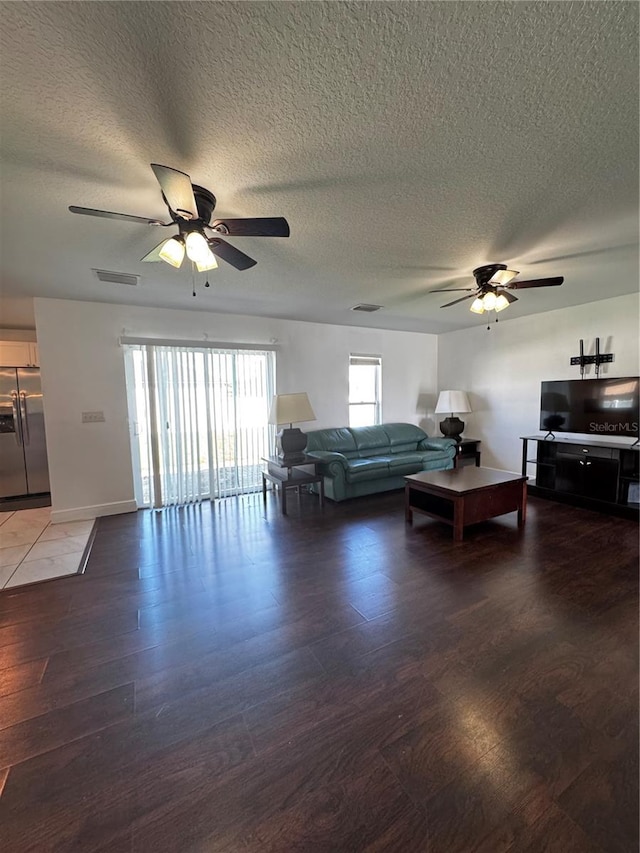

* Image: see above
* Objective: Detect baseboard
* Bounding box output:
[50,500,138,524]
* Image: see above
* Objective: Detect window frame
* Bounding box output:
[348,353,382,427]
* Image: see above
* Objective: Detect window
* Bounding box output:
[349,354,381,427]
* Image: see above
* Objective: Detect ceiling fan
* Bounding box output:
[69,164,290,273]
[432,263,563,315]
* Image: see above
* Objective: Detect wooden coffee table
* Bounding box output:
[405,467,527,542]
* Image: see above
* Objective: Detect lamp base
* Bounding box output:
[277,427,308,464]
[439,417,465,441]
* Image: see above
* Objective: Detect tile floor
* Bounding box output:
[0,507,94,589]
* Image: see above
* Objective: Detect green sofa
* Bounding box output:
[305,422,457,502]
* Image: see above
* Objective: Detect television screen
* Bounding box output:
[540,377,640,438]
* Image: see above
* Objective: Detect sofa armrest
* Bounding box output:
[306,451,349,472]
[418,437,457,457]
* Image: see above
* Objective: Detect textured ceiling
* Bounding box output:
[1,1,638,333]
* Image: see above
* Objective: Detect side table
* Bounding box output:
[261,455,324,515]
[454,439,481,468]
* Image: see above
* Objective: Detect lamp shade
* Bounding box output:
[269,393,316,426]
[435,390,472,415]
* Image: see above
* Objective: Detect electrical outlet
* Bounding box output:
[82,411,105,423]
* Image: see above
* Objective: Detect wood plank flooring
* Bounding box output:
[0,491,637,852]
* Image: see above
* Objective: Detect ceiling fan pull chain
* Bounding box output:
[191,262,196,297]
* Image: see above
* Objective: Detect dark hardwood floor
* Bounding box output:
[0,489,637,852]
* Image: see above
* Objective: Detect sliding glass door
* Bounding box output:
[124,344,275,507]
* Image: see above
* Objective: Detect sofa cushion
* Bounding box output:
[351,426,390,457]
[383,423,428,448]
[306,428,358,458]
[370,453,421,468]
[389,442,422,455]
[372,453,424,476]
[344,457,389,483]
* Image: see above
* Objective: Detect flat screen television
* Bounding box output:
[540,377,640,438]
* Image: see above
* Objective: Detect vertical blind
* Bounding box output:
[124,344,275,507]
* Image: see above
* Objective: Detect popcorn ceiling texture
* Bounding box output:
[0,2,637,333]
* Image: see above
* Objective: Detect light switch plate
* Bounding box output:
[82,411,105,423]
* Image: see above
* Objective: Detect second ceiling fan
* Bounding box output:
[433,263,563,315]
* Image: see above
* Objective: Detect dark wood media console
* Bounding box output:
[521,435,639,519]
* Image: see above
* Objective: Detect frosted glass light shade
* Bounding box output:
[159,237,185,268]
[195,250,218,272]
[269,393,316,425]
[185,231,212,264]
[495,293,510,312]
[482,291,497,311]
[435,390,472,415]
[470,297,485,314]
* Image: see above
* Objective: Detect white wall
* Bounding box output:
[437,294,640,473]
[34,298,439,521]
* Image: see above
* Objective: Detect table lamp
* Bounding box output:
[434,390,471,441]
[269,392,316,463]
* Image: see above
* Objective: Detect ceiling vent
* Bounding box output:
[93,269,140,286]
[351,303,383,313]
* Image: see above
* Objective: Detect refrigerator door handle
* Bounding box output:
[19,392,30,445]
[11,391,24,446]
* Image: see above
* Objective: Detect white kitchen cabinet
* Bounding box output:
[0,341,39,367]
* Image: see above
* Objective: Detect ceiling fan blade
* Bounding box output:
[210,217,290,237]
[150,164,198,220]
[507,276,564,289]
[69,206,165,225]
[208,238,257,270]
[498,289,518,304]
[140,239,170,263]
[430,288,475,293]
[441,294,477,308]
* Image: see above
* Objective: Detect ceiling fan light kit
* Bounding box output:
[69,164,290,290]
[470,290,514,314]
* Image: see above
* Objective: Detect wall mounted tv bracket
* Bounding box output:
[570,338,614,378]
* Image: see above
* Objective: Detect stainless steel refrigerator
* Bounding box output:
[0,367,50,498]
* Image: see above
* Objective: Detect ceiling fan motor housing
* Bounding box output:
[164,185,217,227]
[192,185,217,224]
[473,263,507,290]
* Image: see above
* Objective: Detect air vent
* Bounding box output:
[351,303,383,313]
[93,269,140,286]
